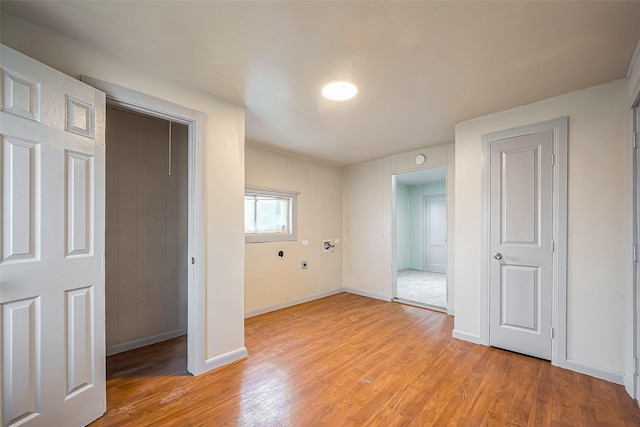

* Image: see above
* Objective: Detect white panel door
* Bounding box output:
[0,45,106,426]
[489,130,553,360]
[424,196,446,274]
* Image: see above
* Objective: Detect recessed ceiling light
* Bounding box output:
[322,81,358,101]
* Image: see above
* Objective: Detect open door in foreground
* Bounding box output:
[0,44,106,426]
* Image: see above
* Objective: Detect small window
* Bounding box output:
[245,187,298,243]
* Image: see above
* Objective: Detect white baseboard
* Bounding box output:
[448,332,625,386]
[342,287,391,302]
[245,289,343,318]
[204,346,248,372]
[244,288,394,319]
[625,362,634,397]
[452,329,482,345]
[565,359,624,385]
[625,374,634,398]
[107,329,186,356]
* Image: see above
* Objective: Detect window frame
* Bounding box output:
[244,187,298,243]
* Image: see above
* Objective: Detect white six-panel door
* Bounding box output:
[0,45,106,426]
[424,195,446,274]
[489,130,554,360]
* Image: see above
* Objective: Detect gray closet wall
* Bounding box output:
[105,106,188,355]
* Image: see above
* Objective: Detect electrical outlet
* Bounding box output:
[323,239,334,252]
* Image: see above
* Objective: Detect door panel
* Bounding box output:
[65,151,93,256]
[65,286,94,396]
[2,136,39,262]
[489,130,553,360]
[1,297,40,425]
[501,265,538,330]
[501,148,539,245]
[0,45,106,426]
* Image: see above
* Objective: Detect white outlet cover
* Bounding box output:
[302,240,309,246]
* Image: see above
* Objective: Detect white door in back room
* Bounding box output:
[488,127,555,360]
[0,45,106,426]
[424,195,446,274]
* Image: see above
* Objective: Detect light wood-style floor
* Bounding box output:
[90,293,640,426]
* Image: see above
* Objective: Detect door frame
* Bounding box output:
[480,117,568,367]
[80,76,207,375]
[423,194,446,274]
[632,105,639,399]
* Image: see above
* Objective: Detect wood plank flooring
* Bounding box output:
[90,292,640,426]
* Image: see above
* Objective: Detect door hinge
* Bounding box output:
[634,244,638,263]
[192,257,195,265]
[635,357,639,376]
[551,154,556,166]
[552,241,556,253]
[550,327,554,339]
[633,131,638,149]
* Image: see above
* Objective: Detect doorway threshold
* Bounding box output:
[392,297,447,314]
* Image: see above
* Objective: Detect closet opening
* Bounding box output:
[104,105,189,376]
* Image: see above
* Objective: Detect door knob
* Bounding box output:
[493,252,503,260]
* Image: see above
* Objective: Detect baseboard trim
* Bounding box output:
[342,287,391,302]
[393,298,447,314]
[565,359,624,385]
[245,289,343,318]
[448,333,625,385]
[204,347,248,372]
[452,329,482,345]
[107,329,186,356]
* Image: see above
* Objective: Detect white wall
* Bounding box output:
[396,184,410,271]
[344,157,392,299]
[244,143,343,316]
[343,145,455,313]
[454,79,631,383]
[1,13,247,368]
[424,180,447,195]
[408,186,424,270]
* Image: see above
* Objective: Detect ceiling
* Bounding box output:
[396,167,446,186]
[3,1,640,166]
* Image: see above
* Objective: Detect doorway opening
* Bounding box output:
[104,105,189,374]
[393,166,447,310]
[81,74,209,378]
